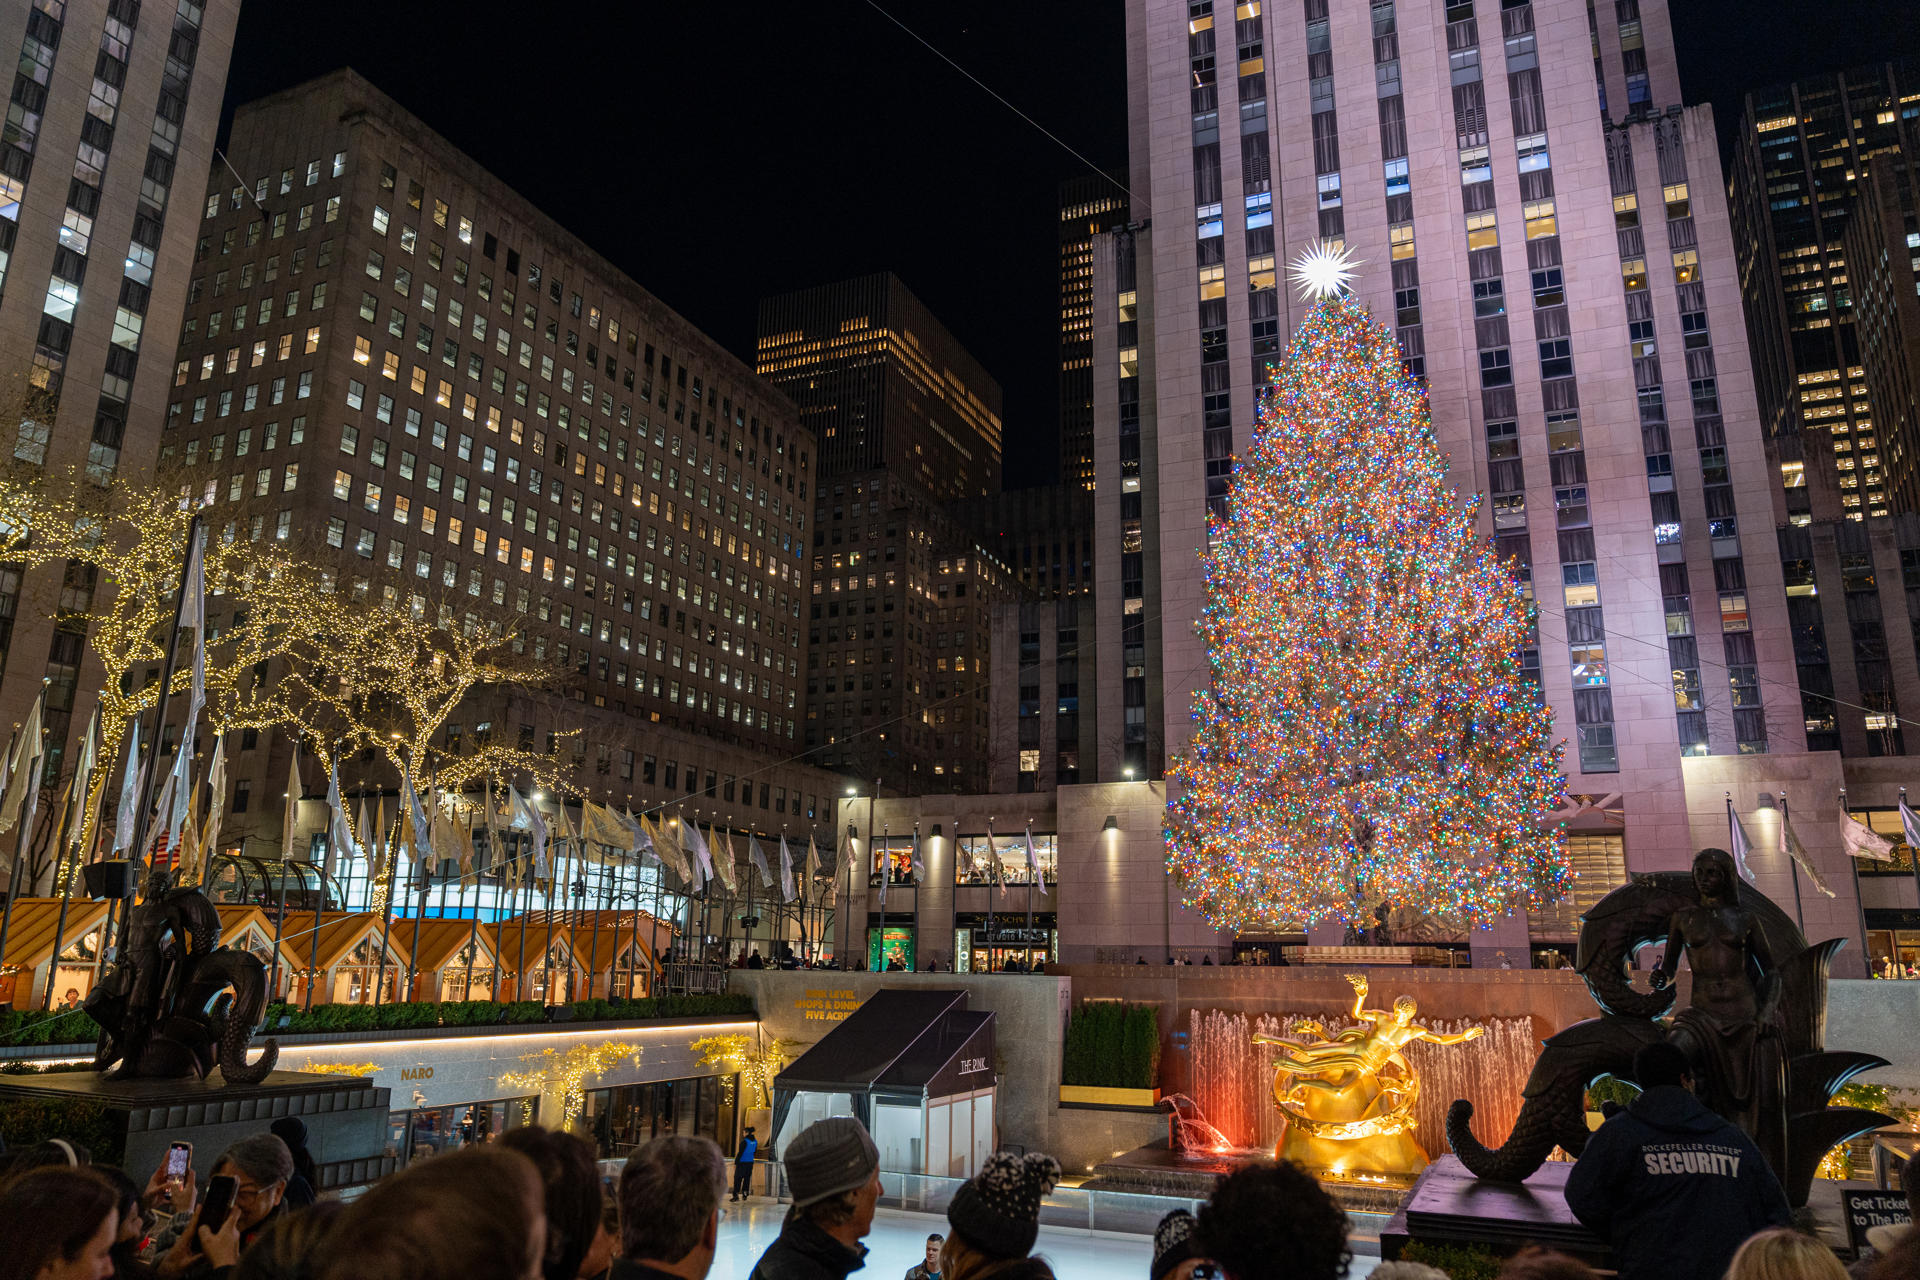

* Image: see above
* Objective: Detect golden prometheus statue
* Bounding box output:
[1254,974,1483,1180]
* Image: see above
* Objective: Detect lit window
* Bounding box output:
[1389,223,1415,259]
[1523,199,1556,239]
[1248,255,1276,290]
[1672,248,1699,284]
[1621,258,1648,291]
[1613,193,1639,228]
[1198,264,1226,300]
[1662,182,1690,219]
[1466,210,1498,250]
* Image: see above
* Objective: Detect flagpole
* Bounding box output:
[986,816,998,972]
[42,702,98,1010]
[911,821,921,973]
[1840,788,1874,971]
[864,779,878,971]
[1779,791,1805,933]
[0,712,46,988]
[1025,820,1036,970]
[585,809,607,998]
[1905,787,1920,906]
[539,795,558,1004]
[375,796,402,1006]
[516,818,534,1000]
[268,736,296,1005]
[123,513,202,910]
[406,752,432,1002]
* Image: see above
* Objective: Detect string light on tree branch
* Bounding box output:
[1163,292,1572,933]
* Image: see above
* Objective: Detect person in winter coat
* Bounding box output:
[748,1118,881,1280]
[937,1152,1060,1280]
[266,1119,317,1210]
[1564,1041,1791,1280]
[732,1128,759,1202]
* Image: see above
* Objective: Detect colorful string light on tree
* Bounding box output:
[1164,284,1572,932]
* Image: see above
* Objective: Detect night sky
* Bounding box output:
[223,0,1915,490]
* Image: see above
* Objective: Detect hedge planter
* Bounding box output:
[1059,1085,1162,1108]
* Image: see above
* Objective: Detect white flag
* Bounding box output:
[401,765,432,872]
[682,817,714,886]
[112,719,142,855]
[280,742,301,863]
[509,787,548,876]
[1729,809,1758,885]
[1901,796,1920,853]
[1780,815,1835,898]
[10,737,45,880]
[64,707,99,852]
[778,834,796,903]
[749,835,773,889]
[909,827,925,884]
[0,685,45,833]
[199,736,228,871]
[1025,824,1046,897]
[1840,814,1894,862]
[324,759,357,876]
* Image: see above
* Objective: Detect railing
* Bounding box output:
[658,962,729,996]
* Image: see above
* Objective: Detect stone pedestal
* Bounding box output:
[0,1070,396,1190]
[1381,1154,1609,1264]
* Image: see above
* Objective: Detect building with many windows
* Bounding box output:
[0,0,237,776]
[1059,175,1129,491]
[800,468,1020,793]
[167,69,845,852]
[759,274,1021,794]
[755,272,1003,503]
[843,0,1920,974]
[1729,64,1920,524]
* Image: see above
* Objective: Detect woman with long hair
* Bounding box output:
[0,1166,121,1280]
[1723,1229,1848,1280]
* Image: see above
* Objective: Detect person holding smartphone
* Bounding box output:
[152,1134,293,1278]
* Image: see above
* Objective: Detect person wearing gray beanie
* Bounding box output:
[750,1117,882,1280]
[939,1152,1061,1280]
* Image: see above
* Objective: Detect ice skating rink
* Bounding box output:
[711,1199,1387,1279]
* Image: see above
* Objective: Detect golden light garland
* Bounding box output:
[690,1033,806,1110]
[293,1059,382,1078]
[498,1040,638,1128]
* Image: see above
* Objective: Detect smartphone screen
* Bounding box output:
[166,1142,191,1181]
[199,1175,238,1232]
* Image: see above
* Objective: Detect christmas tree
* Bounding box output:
[1164,246,1571,932]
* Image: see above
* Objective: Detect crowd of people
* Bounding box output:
[1,1078,1913,1280]
[1873,957,1920,980]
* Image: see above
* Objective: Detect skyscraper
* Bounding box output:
[1728,65,1920,523]
[758,274,1017,793]
[0,0,238,769]
[1083,0,1852,959]
[756,272,1003,502]
[1059,174,1129,491]
[167,70,843,849]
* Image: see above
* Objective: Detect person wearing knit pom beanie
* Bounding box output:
[750,1118,883,1280]
[938,1152,1062,1280]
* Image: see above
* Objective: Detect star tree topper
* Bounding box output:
[1289,240,1361,301]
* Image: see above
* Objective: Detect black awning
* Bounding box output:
[773,988,995,1102]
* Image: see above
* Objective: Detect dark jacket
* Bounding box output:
[749,1216,867,1280]
[1564,1085,1792,1280]
[610,1261,689,1280]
